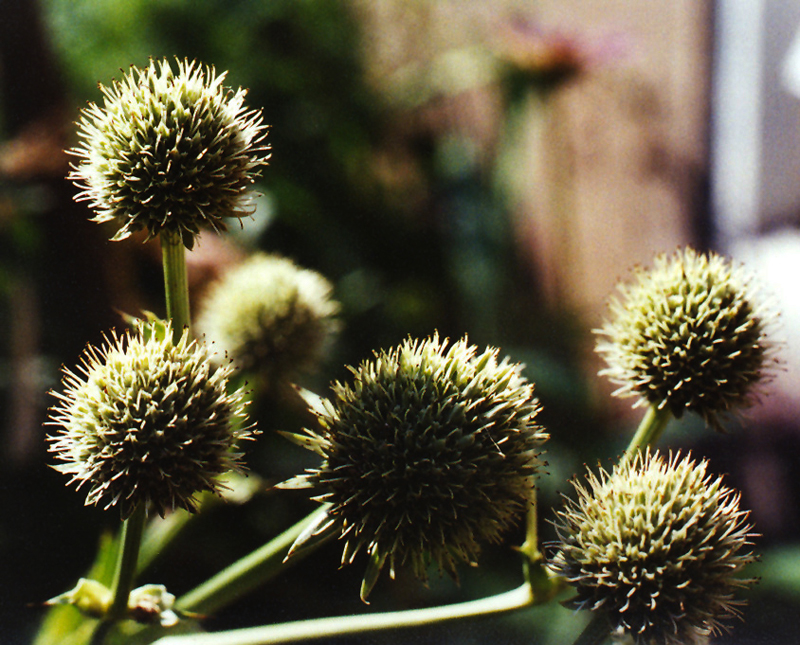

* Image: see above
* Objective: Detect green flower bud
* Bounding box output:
[280,334,548,600]
[47,320,255,518]
[196,253,340,387]
[128,584,179,627]
[596,247,776,430]
[45,578,112,619]
[550,449,755,645]
[69,58,270,249]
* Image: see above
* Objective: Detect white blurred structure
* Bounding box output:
[712,1,800,419]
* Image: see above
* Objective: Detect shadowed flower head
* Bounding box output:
[596,247,776,430]
[47,320,255,518]
[196,253,340,388]
[69,58,270,249]
[550,449,755,645]
[279,334,547,600]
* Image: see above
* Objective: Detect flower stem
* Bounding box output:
[176,506,332,615]
[88,503,147,644]
[161,232,191,338]
[107,504,147,621]
[158,583,534,645]
[623,403,673,460]
[519,484,540,563]
[518,483,564,600]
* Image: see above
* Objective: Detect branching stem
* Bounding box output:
[157,583,535,645]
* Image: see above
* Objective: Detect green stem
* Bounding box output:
[518,481,564,601]
[158,583,534,645]
[161,232,191,338]
[519,484,540,563]
[88,621,112,645]
[108,504,147,621]
[176,506,331,615]
[623,404,673,460]
[571,612,611,645]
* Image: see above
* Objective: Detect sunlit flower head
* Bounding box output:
[48,320,256,518]
[596,247,777,430]
[69,58,270,249]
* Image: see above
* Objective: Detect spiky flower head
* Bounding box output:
[280,334,547,600]
[69,58,270,249]
[47,320,255,518]
[196,253,340,387]
[550,449,755,645]
[596,247,776,430]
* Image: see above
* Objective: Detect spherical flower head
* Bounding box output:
[596,247,776,430]
[550,449,755,645]
[279,334,548,600]
[47,320,256,518]
[69,58,270,249]
[196,253,340,388]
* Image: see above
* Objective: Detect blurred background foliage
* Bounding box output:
[2,1,796,644]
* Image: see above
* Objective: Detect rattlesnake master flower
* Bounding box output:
[550,449,755,645]
[596,247,775,430]
[196,253,340,387]
[47,320,255,518]
[69,58,270,249]
[280,334,547,600]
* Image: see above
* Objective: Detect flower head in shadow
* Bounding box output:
[279,334,547,600]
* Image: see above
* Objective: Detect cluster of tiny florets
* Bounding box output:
[280,334,548,600]
[596,247,775,430]
[48,321,255,518]
[196,253,340,387]
[550,449,755,645]
[69,57,270,249]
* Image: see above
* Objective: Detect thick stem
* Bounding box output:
[518,479,567,602]
[176,506,331,615]
[158,583,534,645]
[161,232,191,338]
[108,504,147,621]
[88,621,113,645]
[519,485,540,563]
[623,404,673,460]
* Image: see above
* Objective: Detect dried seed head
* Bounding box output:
[47,320,256,518]
[69,58,270,249]
[280,334,548,600]
[596,247,777,430]
[196,253,340,387]
[550,449,755,645]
